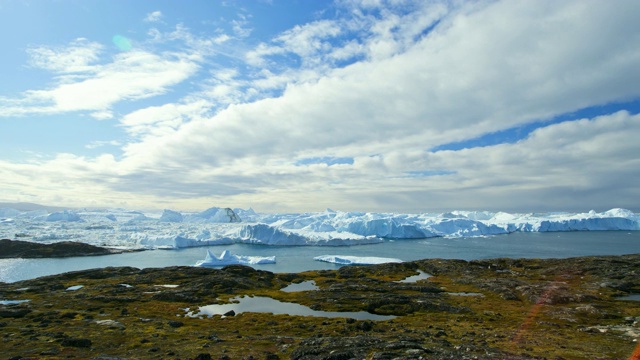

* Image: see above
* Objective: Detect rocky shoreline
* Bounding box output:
[0,239,138,258]
[1,254,639,359]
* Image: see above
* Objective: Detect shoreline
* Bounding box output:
[0,238,144,259]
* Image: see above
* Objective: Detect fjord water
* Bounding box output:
[1,231,639,283]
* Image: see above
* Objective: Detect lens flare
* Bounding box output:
[629,343,640,360]
[112,35,132,51]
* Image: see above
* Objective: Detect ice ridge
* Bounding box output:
[0,207,637,249]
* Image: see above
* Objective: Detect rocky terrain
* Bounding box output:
[0,239,133,258]
[1,254,639,359]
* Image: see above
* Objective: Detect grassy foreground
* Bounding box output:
[1,254,639,359]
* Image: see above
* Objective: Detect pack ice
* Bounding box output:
[0,206,638,250]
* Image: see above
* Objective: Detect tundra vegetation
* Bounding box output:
[1,254,639,359]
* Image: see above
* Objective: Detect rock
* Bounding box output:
[61,338,92,348]
[575,304,601,315]
[223,310,236,317]
[168,320,184,328]
[95,319,125,329]
[290,335,383,360]
[39,348,60,356]
[0,239,120,258]
[0,308,31,318]
[151,290,200,303]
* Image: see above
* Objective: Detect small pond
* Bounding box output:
[186,295,396,321]
[447,292,484,297]
[280,280,319,292]
[0,299,29,305]
[396,270,432,283]
[617,294,640,301]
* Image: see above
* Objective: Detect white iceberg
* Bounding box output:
[314,255,403,265]
[158,209,183,223]
[1,206,637,250]
[185,207,241,223]
[44,211,84,222]
[194,249,276,267]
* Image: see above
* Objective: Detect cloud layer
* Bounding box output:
[1,0,639,213]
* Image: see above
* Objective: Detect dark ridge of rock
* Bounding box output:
[25,266,142,284]
[0,238,127,258]
[0,307,31,318]
[151,290,201,303]
[61,337,92,348]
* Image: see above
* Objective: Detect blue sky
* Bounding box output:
[1,0,639,213]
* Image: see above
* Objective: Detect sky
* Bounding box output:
[0,0,639,214]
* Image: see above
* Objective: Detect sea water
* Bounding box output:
[1,231,639,283]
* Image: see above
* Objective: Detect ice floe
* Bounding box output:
[194,249,276,267]
[314,255,403,265]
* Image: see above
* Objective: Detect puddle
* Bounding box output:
[187,295,395,321]
[281,280,319,292]
[396,270,432,283]
[617,294,640,301]
[66,285,84,291]
[0,299,30,305]
[155,284,179,288]
[447,292,484,297]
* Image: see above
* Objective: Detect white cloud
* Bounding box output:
[118,0,640,210]
[85,140,121,149]
[2,0,640,212]
[275,20,342,58]
[1,50,200,115]
[144,10,163,23]
[120,99,211,137]
[232,13,253,38]
[27,38,103,73]
[90,110,114,120]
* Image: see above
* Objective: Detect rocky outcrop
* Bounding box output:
[0,239,124,258]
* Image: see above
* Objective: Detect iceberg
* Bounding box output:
[0,208,21,218]
[194,249,276,267]
[1,206,637,250]
[314,255,403,265]
[159,209,183,223]
[185,207,241,223]
[44,211,83,222]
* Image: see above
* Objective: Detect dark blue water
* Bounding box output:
[1,231,639,283]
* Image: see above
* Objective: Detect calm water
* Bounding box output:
[1,231,639,283]
[187,295,396,321]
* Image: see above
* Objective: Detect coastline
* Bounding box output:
[0,239,143,259]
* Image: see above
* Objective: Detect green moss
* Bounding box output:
[2,257,640,359]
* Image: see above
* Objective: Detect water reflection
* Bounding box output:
[617,294,640,301]
[0,299,29,305]
[396,270,431,283]
[280,280,319,292]
[187,295,395,321]
[447,292,484,297]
